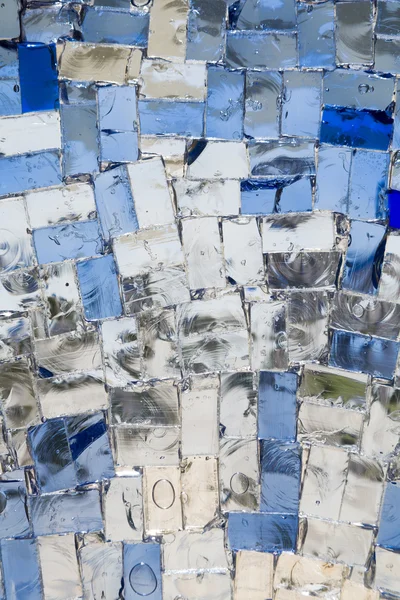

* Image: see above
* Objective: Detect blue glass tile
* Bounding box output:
[258,371,297,441]
[206,66,244,140]
[278,177,313,213]
[0,151,62,197]
[187,0,226,63]
[61,104,99,177]
[297,1,335,69]
[138,100,204,137]
[260,440,301,514]
[320,105,394,152]
[76,254,122,321]
[81,7,149,46]
[17,43,58,113]
[342,220,386,295]
[226,31,297,70]
[0,44,19,79]
[124,543,162,600]
[388,189,400,229]
[377,482,400,551]
[0,79,21,115]
[249,141,316,178]
[233,0,296,31]
[33,221,103,265]
[228,511,298,553]
[241,179,276,215]
[30,489,103,536]
[241,177,312,215]
[244,71,281,139]
[94,166,139,242]
[1,539,42,600]
[329,330,400,380]
[29,418,76,493]
[348,150,389,221]
[0,480,30,539]
[98,86,138,163]
[66,412,115,485]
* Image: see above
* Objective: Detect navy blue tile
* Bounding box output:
[18,43,58,113]
[389,189,400,229]
[320,105,394,151]
[228,511,298,553]
[77,254,123,321]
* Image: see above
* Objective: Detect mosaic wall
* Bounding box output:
[2,0,400,598]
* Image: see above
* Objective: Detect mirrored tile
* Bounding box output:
[80,540,123,600]
[104,474,143,541]
[299,364,368,411]
[244,71,281,140]
[181,455,219,529]
[220,372,257,438]
[113,425,180,467]
[143,465,182,534]
[206,66,244,140]
[226,31,297,70]
[26,183,96,229]
[298,402,363,448]
[219,437,259,512]
[1,539,42,600]
[336,1,374,66]
[186,0,226,62]
[250,300,288,371]
[38,534,82,600]
[297,1,335,69]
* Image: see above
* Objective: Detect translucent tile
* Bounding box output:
[187,0,226,62]
[282,71,322,139]
[206,66,244,140]
[336,1,373,66]
[297,1,335,69]
[94,166,138,242]
[77,254,122,321]
[33,221,103,265]
[226,31,297,70]
[244,71,281,140]
[81,6,149,46]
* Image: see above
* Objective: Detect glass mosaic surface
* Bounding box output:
[2,0,400,598]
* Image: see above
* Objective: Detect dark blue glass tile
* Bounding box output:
[329,330,399,380]
[66,412,115,485]
[81,7,149,46]
[0,480,30,539]
[1,539,42,600]
[76,254,123,321]
[260,440,301,514]
[124,543,162,600]
[320,105,394,151]
[29,418,76,493]
[228,511,298,553]
[258,371,297,441]
[342,220,386,295]
[17,43,58,113]
[94,166,139,242]
[0,151,62,197]
[33,221,103,265]
[0,79,21,115]
[388,189,400,229]
[206,66,244,140]
[377,482,400,551]
[138,100,204,137]
[30,489,103,535]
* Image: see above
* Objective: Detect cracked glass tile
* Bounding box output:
[219,437,260,512]
[244,71,281,140]
[77,254,123,321]
[336,1,373,67]
[342,220,386,296]
[38,534,82,600]
[260,440,301,514]
[104,474,143,542]
[33,221,103,265]
[228,511,298,553]
[258,371,297,442]
[299,364,368,411]
[1,539,42,600]
[297,1,335,69]
[226,31,297,70]
[281,71,322,139]
[329,329,400,379]
[220,372,257,438]
[186,0,226,62]
[206,66,244,140]
[81,6,149,46]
